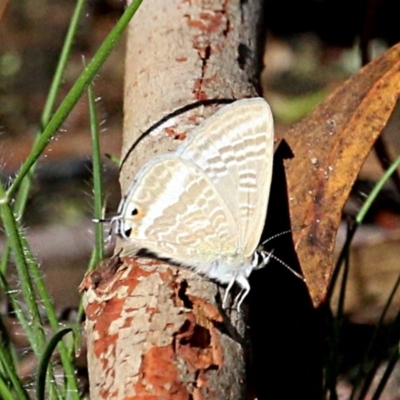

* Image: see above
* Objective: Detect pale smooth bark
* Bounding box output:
[84,1,266,398]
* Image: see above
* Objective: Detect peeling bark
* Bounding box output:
[83,0,265,399]
[121,0,264,189]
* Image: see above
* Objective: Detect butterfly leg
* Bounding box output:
[222,275,237,309]
[223,275,251,310]
[234,275,250,311]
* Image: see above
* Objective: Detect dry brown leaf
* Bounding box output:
[0,0,8,23]
[283,42,400,307]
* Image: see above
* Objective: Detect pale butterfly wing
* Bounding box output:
[176,98,274,257]
[116,98,274,306]
[120,155,240,263]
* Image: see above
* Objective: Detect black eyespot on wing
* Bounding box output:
[124,228,132,237]
[131,208,138,216]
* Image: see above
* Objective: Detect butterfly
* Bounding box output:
[112,97,275,309]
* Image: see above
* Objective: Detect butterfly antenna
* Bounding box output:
[259,225,307,281]
[92,217,108,223]
[92,215,120,243]
[260,224,307,246]
[265,251,305,281]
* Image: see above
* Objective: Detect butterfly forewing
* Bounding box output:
[177,98,274,257]
[120,155,240,264]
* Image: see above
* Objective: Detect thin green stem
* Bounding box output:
[41,0,87,127]
[0,0,87,275]
[326,152,400,397]
[0,184,59,397]
[0,375,19,400]
[350,273,400,400]
[0,188,45,354]
[328,152,400,301]
[0,345,29,400]
[356,153,400,224]
[7,0,143,198]
[370,347,399,400]
[88,81,105,262]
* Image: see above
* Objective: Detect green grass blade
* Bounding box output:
[40,0,86,127]
[0,375,21,400]
[355,151,400,225]
[370,343,400,400]
[0,311,16,368]
[0,345,29,400]
[0,186,46,355]
[105,153,120,165]
[0,271,33,352]
[326,151,400,398]
[36,327,76,400]
[329,152,400,301]
[7,0,143,198]
[350,273,400,399]
[0,183,60,397]
[335,221,351,319]
[0,0,86,274]
[88,81,105,262]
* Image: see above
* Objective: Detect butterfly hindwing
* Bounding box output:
[177,98,274,257]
